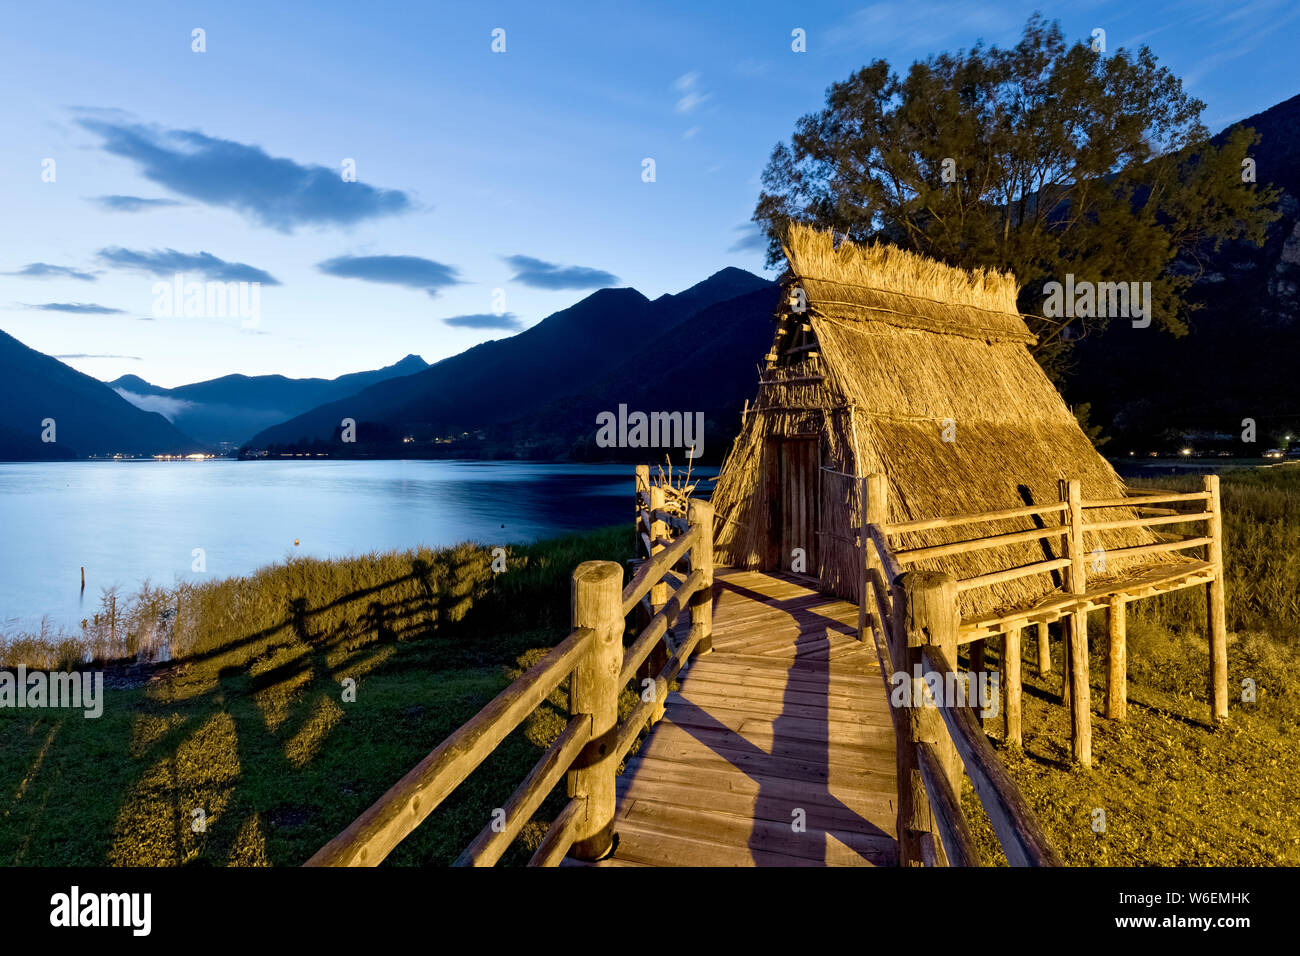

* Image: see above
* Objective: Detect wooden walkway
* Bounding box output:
[586,569,899,867]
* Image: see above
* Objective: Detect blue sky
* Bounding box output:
[1,0,1295,387]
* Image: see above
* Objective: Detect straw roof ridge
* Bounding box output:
[783,223,1019,314]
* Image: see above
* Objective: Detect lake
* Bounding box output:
[0,460,712,635]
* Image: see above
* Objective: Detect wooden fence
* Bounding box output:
[306,471,713,867]
[857,471,1229,865]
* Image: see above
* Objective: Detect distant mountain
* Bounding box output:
[0,328,198,459]
[110,354,428,445]
[246,268,773,451]
[499,284,782,460]
[1069,92,1300,451]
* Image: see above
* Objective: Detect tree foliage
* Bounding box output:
[754,15,1279,378]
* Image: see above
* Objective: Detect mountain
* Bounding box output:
[1067,92,1300,451]
[110,354,428,445]
[0,328,198,459]
[499,284,783,460]
[246,268,773,451]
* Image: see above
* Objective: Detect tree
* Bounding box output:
[754,15,1279,379]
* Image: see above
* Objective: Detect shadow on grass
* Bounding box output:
[1,530,636,867]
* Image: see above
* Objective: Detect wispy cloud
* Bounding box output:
[6,263,97,281]
[23,302,126,314]
[503,255,618,290]
[90,194,186,212]
[317,254,461,297]
[97,247,281,285]
[674,71,711,114]
[113,388,194,420]
[442,312,524,330]
[824,2,1009,55]
[727,222,768,253]
[56,353,141,360]
[78,117,414,232]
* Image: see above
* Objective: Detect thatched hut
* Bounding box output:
[712,225,1206,624]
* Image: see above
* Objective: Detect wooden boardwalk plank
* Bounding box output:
[575,568,900,868]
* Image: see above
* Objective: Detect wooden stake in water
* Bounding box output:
[81,566,85,591]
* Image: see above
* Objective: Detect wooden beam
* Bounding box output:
[1081,491,1210,509]
[529,797,586,867]
[887,501,1068,535]
[916,741,980,866]
[305,626,593,866]
[1204,475,1229,722]
[454,714,591,867]
[896,524,1068,565]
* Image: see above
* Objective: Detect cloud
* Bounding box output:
[503,255,618,290]
[90,195,186,212]
[56,353,141,360]
[97,247,281,285]
[683,126,700,140]
[113,388,194,421]
[23,302,126,314]
[728,222,768,253]
[317,255,461,297]
[442,312,524,330]
[77,118,413,232]
[674,71,711,114]
[6,263,97,281]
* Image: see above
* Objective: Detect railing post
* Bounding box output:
[637,472,670,711]
[893,569,962,866]
[1059,478,1091,767]
[858,477,867,643]
[862,473,888,644]
[567,560,624,861]
[1204,474,1229,722]
[688,499,714,655]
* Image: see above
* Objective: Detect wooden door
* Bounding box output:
[778,438,819,575]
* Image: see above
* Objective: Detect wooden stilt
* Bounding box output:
[1204,475,1229,722]
[1060,478,1091,767]
[1003,627,1022,747]
[1105,595,1126,721]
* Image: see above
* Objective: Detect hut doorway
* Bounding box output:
[776,437,820,575]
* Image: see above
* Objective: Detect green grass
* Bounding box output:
[0,527,639,866]
[962,466,1300,865]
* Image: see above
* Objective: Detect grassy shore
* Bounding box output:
[964,466,1300,865]
[0,527,638,866]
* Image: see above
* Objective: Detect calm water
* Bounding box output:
[0,460,707,635]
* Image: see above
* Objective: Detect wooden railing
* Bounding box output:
[306,470,713,867]
[855,471,1228,865]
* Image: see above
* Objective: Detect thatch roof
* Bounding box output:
[712,225,1171,619]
